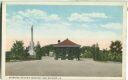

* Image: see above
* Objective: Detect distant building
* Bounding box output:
[53,39,81,60]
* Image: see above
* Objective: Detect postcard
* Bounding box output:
[2,1,127,80]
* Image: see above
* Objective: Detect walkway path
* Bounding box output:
[6,57,122,77]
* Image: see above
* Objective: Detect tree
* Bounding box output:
[11,40,25,60]
[24,46,30,59]
[91,43,100,61]
[41,45,55,56]
[109,40,122,61]
[35,42,42,60]
[80,46,93,58]
[110,40,122,54]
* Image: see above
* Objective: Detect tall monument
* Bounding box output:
[28,25,36,56]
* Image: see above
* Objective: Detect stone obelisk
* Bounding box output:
[29,25,36,56]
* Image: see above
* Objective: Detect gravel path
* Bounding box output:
[6,57,122,77]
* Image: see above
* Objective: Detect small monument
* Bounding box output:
[28,25,36,56]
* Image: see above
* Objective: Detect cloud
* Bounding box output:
[100,23,122,30]
[68,13,94,22]
[85,12,108,18]
[33,21,121,41]
[18,9,47,18]
[7,10,121,40]
[13,9,61,25]
[68,12,108,22]
[45,14,60,21]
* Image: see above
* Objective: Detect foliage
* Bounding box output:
[110,40,122,54]
[41,45,55,56]
[24,46,30,59]
[91,43,100,61]
[80,46,93,58]
[54,47,81,60]
[80,40,122,62]
[10,41,26,60]
[35,42,42,60]
[6,51,12,61]
[6,40,122,62]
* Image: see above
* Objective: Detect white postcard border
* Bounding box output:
[2,1,127,80]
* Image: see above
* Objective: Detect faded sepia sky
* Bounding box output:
[6,5,123,51]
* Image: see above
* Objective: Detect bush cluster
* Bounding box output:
[81,40,122,62]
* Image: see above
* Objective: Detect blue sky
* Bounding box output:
[7,5,123,24]
[6,4,123,50]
